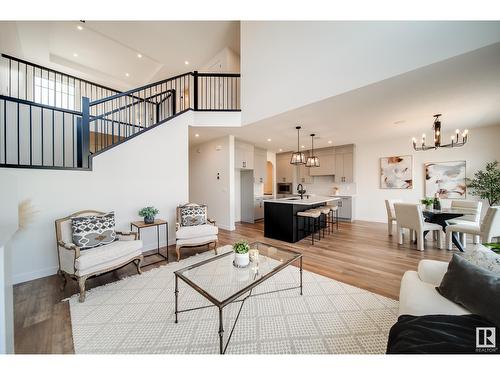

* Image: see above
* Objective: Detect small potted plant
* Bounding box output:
[233,240,250,268]
[421,197,434,210]
[139,206,159,224]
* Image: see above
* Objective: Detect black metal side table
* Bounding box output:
[130,219,169,265]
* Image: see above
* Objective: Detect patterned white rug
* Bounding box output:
[67,246,399,354]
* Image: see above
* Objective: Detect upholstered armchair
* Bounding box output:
[175,203,218,261]
[55,210,143,302]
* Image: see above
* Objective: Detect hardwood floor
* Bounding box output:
[13,220,455,354]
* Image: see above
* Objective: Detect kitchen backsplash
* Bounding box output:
[303,176,357,196]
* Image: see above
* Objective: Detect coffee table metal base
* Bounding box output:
[174,257,303,354]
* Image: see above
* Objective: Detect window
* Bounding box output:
[34,75,75,110]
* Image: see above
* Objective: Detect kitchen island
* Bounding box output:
[264,196,340,243]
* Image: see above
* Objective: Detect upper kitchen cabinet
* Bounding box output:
[297,151,313,183]
[309,147,336,176]
[254,147,267,183]
[276,152,294,183]
[235,141,254,170]
[334,145,354,183]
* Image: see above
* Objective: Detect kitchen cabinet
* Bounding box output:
[254,197,264,220]
[276,152,294,183]
[309,147,336,176]
[334,145,354,183]
[297,151,313,184]
[235,141,254,170]
[336,196,353,221]
[254,147,267,183]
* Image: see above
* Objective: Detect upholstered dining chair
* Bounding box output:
[394,203,444,251]
[55,210,143,302]
[446,206,500,250]
[175,203,218,261]
[385,199,402,236]
[448,200,483,247]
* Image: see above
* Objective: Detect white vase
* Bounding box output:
[234,252,250,267]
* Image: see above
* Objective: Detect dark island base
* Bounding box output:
[264,201,328,243]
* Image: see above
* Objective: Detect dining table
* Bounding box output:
[422,207,477,252]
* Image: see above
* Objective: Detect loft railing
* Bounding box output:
[0,54,122,111]
[0,54,241,170]
[0,95,82,169]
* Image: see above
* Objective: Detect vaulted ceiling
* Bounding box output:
[190,41,500,151]
[0,21,240,91]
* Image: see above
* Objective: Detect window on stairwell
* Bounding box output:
[34,74,75,110]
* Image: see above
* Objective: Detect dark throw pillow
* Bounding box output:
[436,254,500,328]
[71,212,116,250]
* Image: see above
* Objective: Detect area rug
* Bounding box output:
[67,245,399,354]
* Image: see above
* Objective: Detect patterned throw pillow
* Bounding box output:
[71,212,116,250]
[180,205,207,226]
[459,246,500,274]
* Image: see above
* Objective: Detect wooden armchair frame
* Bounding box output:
[175,203,218,261]
[55,210,143,302]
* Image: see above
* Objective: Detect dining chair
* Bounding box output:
[385,199,402,236]
[394,203,444,251]
[446,206,500,250]
[448,200,483,247]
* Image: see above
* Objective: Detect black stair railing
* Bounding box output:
[1,54,241,171]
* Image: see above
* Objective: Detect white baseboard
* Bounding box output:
[218,224,235,231]
[12,265,59,285]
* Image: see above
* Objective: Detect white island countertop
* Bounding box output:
[264,195,340,205]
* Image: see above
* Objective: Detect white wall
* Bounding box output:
[240,21,500,125]
[355,124,500,222]
[0,173,17,354]
[189,135,235,230]
[201,47,240,73]
[0,113,191,284]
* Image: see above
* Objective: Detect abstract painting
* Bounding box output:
[380,155,413,189]
[425,161,466,199]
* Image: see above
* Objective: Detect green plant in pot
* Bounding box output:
[467,161,500,206]
[139,206,159,224]
[233,240,250,268]
[421,197,434,210]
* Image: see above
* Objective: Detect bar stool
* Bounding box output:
[305,207,329,239]
[326,205,339,231]
[319,206,332,236]
[297,209,321,244]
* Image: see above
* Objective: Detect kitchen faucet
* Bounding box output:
[297,184,306,199]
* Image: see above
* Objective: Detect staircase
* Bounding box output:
[0,54,240,170]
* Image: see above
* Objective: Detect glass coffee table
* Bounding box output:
[174,242,303,354]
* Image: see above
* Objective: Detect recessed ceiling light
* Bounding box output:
[195,134,199,137]
[184,61,189,65]
[73,53,78,57]
[137,53,142,58]
[267,138,272,142]
[328,140,332,144]
[77,25,83,31]
[125,73,130,77]
[301,145,305,148]
[279,149,283,152]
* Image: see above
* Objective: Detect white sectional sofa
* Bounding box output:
[399,259,470,316]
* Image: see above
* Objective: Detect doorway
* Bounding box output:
[264,161,274,195]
